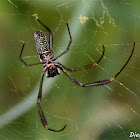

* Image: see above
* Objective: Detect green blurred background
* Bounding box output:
[0,0,140,140]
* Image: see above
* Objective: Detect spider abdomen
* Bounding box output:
[34,30,50,61]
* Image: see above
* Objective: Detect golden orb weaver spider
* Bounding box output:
[19,18,135,132]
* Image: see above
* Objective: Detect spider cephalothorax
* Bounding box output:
[19,18,135,132]
[43,56,60,78]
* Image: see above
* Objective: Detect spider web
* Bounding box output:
[0,0,140,140]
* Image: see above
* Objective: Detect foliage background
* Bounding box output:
[0,0,140,140]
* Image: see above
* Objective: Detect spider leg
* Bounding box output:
[19,43,42,66]
[59,66,115,87]
[37,72,67,132]
[36,19,53,52]
[59,42,135,87]
[59,45,105,72]
[53,23,72,61]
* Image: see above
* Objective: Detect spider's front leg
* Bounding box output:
[36,18,53,52]
[53,23,72,61]
[37,71,67,132]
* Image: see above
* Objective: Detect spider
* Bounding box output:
[19,18,135,132]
